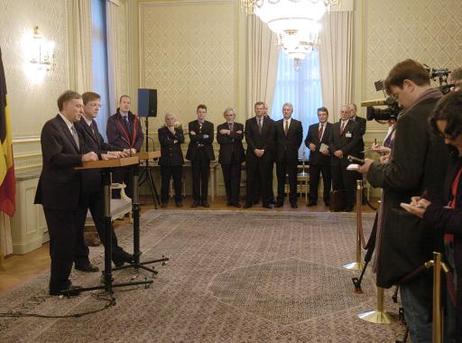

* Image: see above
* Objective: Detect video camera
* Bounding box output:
[363,66,455,122]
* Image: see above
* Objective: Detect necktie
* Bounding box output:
[123,116,131,131]
[89,122,97,139]
[229,122,234,131]
[284,120,289,135]
[340,121,346,134]
[70,125,80,149]
[318,124,323,140]
[258,118,262,133]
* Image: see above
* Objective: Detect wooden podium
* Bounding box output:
[71,157,153,297]
[114,150,169,275]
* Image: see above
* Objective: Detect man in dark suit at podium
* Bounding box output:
[75,91,133,270]
[35,90,98,296]
[244,101,275,209]
[274,103,303,208]
[106,95,144,198]
[186,104,215,207]
[305,106,333,207]
[329,105,362,211]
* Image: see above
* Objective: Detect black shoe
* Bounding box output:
[175,201,183,208]
[191,201,200,208]
[49,285,82,297]
[201,201,210,208]
[307,201,317,207]
[161,203,168,208]
[344,207,354,212]
[243,202,252,209]
[275,201,284,208]
[262,203,273,209]
[253,200,259,205]
[231,202,241,208]
[75,263,99,273]
[290,202,298,209]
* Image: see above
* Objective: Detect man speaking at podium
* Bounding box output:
[35,90,98,296]
[74,91,133,271]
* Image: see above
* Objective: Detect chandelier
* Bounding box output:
[242,0,339,60]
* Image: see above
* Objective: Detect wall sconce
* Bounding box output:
[29,26,55,71]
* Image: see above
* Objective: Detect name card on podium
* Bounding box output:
[75,156,140,170]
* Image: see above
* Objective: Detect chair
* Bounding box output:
[85,183,132,227]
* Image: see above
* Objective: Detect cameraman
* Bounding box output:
[358,59,449,343]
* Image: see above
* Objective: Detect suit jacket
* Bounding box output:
[329,120,362,166]
[351,115,367,156]
[367,94,449,288]
[75,119,120,192]
[106,110,144,151]
[34,114,83,210]
[216,122,245,165]
[274,118,303,163]
[186,120,215,161]
[158,126,184,166]
[305,122,333,166]
[245,116,275,163]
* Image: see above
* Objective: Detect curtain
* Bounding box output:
[246,15,279,117]
[271,50,323,160]
[0,213,13,257]
[71,0,93,93]
[106,0,120,116]
[319,6,354,122]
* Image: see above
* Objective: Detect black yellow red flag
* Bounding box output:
[0,47,16,216]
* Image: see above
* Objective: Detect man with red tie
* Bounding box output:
[106,95,144,198]
[305,106,333,207]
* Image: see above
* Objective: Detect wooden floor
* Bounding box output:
[0,196,378,295]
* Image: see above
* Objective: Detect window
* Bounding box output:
[271,50,323,160]
[91,0,111,139]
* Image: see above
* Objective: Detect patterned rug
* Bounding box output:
[0,210,406,342]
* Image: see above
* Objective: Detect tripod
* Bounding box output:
[114,164,169,276]
[61,162,153,298]
[138,116,160,208]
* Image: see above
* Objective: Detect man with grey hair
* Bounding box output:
[274,103,303,208]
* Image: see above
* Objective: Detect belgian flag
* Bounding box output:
[0,47,15,216]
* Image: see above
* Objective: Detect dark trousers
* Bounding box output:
[221,162,242,204]
[160,165,183,203]
[191,150,210,202]
[331,160,356,209]
[246,157,272,206]
[276,159,298,203]
[74,190,127,265]
[309,163,331,204]
[112,167,133,199]
[44,208,80,292]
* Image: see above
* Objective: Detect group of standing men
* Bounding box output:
[158,101,366,211]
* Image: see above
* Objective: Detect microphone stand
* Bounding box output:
[138,116,160,208]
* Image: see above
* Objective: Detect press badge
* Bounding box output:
[345,132,352,138]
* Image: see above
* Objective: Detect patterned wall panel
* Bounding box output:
[139,0,236,126]
[0,0,70,140]
[364,0,462,100]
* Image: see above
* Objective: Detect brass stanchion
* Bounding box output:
[432,251,443,343]
[342,180,364,271]
[358,286,392,324]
